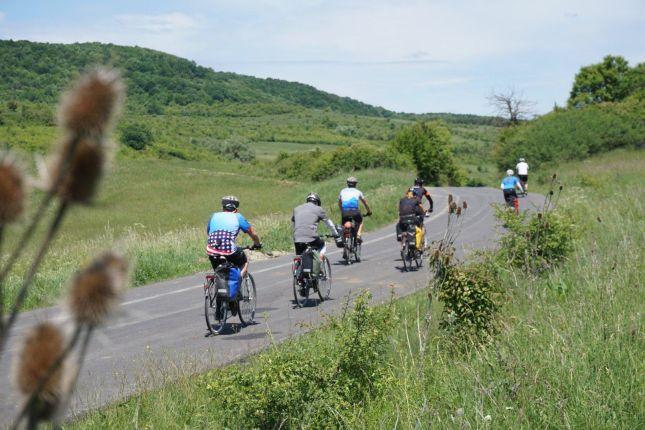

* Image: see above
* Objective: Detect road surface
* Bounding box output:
[0,187,542,426]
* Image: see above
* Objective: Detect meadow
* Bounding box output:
[67,149,644,428]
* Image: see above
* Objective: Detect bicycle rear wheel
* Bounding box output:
[205,289,228,335]
[354,240,362,263]
[238,273,257,325]
[401,241,410,272]
[414,250,422,269]
[344,237,352,265]
[293,275,310,308]
[317,256,332,301]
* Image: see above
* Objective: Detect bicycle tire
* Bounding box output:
[205,291,228,334]
[344,236,352,265]
[415,250,422,269]
[204,278,215,331]
[317,256,332,301]
[354,240,362,263]
[238,273,257,326]
[401,241,409,272]
[293,274,309,308]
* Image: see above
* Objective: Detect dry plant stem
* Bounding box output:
[61,326,94,411]
[11,325,83,430]
[0,201,69,355]
[0,135,81,288]
[0,224,4,324]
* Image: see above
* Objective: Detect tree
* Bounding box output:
[568,55,637,108]
[392,121,462,185]
[120,123,153,150]
[487,88,535,125]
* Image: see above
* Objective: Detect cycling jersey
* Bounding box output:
[501,176,521,190]
[411,186,426,203]
[516,162,529,176]
[339,187,364,211]
[206,212,251,255]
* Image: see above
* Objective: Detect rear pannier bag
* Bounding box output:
[301,251,314,274]
[215,267,242,299]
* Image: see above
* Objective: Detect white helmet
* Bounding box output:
[506,169,514,176]
[519,158,525,162]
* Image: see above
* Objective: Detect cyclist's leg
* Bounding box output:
[228,249,248,278]
[294,242,307,256]
[396,220,404,241]
[208,255,221,272]
[354,213,364,241]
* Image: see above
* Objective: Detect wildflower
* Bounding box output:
[0,153,26,223]
[58,68,124,137]
[14,323,66,420]
[68,251,128,327]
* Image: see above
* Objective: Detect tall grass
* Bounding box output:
[68,149,644,429]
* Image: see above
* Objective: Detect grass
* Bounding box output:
[1,155,411,311]
[67,148,644,428]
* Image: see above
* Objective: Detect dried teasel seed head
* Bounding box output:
[0,152,26,223]
[46,137,108,204]
[58,68,124,137]
[68,251,129,326]
[462,201,468,209]
[449,201,458,213]
[552,173,557,180]
[14,322,66,420]
[549,190,554,195]
[456,207,462,216]
[559,185,563,191]
[537,212,543,219]
[596,216,602,223]
[448,194,453,204]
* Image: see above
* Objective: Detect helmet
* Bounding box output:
[506,169,514,176]
[306,192,321,206]
[221,195,240,211]
[519,158,525,162]
[414,178,423,186]
[346,176,358,187]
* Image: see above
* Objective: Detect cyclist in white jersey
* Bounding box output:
[338,176,372,242]
[516,158,529,192]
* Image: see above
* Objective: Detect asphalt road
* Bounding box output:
[0,187,542,426]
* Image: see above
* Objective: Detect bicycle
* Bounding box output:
[400,219,423,272]
[292,237,333,308]
[340,213,370,265]
[204,246,257,335]
[503,190,520,215]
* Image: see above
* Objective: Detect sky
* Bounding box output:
[0,0,643,115]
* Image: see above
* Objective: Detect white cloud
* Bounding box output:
[414,77,472,88]
[114,12,198,33]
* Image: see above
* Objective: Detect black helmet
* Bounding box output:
[306,192,321,206]
[221,195,240,211]
[347,176,358,187]
[414,177,423,186]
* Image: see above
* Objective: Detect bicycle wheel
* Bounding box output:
[238,273,257,325]
[317,256,332,301]
[344,237,352,265]
[205,290,228,335]
[414,250,422,269]
[293,275,309,308]
[401,241,409,272]
[204,278,215,331]
[354,239,362,263]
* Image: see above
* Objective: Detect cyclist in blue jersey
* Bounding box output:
[501,170,524,214]
[338,176,372,242]
[206,195,262,275]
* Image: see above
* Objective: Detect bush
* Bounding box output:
[275,143,411,181]
[495,201,577,272]
[202,292,395,428]
[120,122,153,150]
[392,121,463,185]
[493,97,644,169]
[196,136,256,162]
[436,262,502,342]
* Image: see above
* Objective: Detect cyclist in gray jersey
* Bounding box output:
[292,193,341,259]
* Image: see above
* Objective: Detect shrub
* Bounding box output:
[202,292,395,428]
[495,202,577,272]
[120,122,153,150]
[196,136,256,162]
[436,262,502,342]
[392,120,463,185]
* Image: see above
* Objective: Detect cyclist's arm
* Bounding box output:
[246,226,261,247]
[360,196,372,214]
[338,198,343,212]
[424,191,434,212]
[319,207,339,237]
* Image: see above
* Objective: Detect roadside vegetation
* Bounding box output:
[69,149,644,428]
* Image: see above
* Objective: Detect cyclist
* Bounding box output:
[396,187,425,242]
[206,195,262,277]
[516,158,529,193]
[338,176,372,243]
[292,192,341,275]
[501,170,524,214]
[410,178,434,215]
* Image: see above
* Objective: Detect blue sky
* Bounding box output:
[0,0,643,115]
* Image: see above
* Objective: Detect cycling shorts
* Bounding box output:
[294,237,326,255]
[341,210,363,225]
[518,174,528,183]
[209,248,247,271]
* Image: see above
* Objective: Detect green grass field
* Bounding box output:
[67,149,644,429]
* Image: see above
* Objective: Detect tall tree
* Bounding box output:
[568,55,637,108]
[392,121,462,185]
